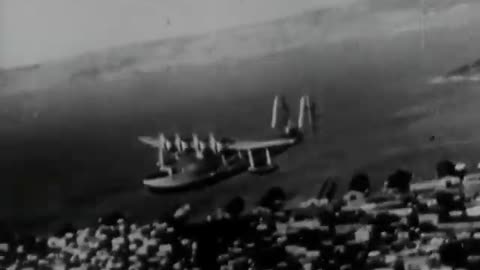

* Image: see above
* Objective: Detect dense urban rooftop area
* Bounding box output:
[3,159,480,270]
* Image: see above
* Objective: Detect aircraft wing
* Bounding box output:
[138,136,162,148]
[226,138,295,150]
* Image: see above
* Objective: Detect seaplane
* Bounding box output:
[138,94,316,192]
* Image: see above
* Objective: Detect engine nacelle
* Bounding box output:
[164,139,173,151]
[208,133,216,151]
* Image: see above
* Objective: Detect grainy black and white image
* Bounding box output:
[1,0,480,269]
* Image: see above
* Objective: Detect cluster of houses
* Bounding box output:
[3,160,480,269]
[322,161,480,269]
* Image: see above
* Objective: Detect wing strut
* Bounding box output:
[266,148,272,166]
[247,150,255,170]
[157,133,174,175]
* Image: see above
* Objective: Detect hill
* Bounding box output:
[0,8,339,95]
[430,58,480,84]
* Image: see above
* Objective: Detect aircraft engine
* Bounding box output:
[192,133,200,150]
[208,132,217,153]
[216,142,224,152]
[195,140,207,159]
[180,141,188,152]
[199,141,207,152]
[174,133,182,151]
[164,139,173,151]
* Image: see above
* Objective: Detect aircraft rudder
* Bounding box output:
[298,95,306,130]
[299,94,317,134]
[271,95,279,129]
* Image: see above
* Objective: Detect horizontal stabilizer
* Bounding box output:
[227,138,295,150]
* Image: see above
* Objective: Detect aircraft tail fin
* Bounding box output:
[271,96,279,129]
[298,96,306,129]
[271,95,290,130]
[298,95,317,134]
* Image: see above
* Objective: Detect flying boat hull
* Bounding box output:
[143,159,248,192]
[248,164,279,175]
